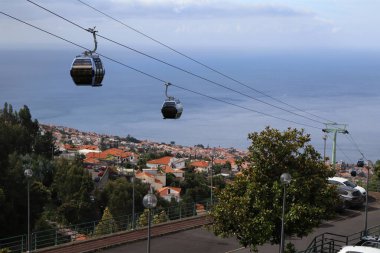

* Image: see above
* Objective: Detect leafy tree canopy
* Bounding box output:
[180,171,209,203]
[210,127,338,252]
[100,178,150,219]
[52,158,96,224]
[0,103,55,237]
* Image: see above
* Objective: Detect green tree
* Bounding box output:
[210,127,338,252]
[0,103,56,236]
[100,178,149,220]
[94,207,118,236]
[52,158,96,224]
[374,160,380,178]
[166,173,178,187]
[180,171,209,203]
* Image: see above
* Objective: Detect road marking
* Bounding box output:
[225,247,246,252]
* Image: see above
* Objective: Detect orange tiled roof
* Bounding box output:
[83,157,100,164]
[147,156,172,166]
[136,171,155,178]
[154,178,163,184]
[85,148,134,160]
[102,148,131,158]
[86,152,107,159]
[163,165,175,174]
[214,158,236,166]
[157,187,181,197]
[64,144,78,151]
[190,160,209,168]
[78,145,98,151]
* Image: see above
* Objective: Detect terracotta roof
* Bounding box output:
[85,148,134,160]
[64,144,78,151]
[163,165,175,174]
[147,156,172,166]
[157,187,181,197]
[190,160,209,168]
[83,157,100,164]
[86,152,107,159]
[78,145,98,151]
[136,171,155,178]
[154,178,163,184]
[102,148,131,158]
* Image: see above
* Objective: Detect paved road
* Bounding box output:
[103,198,380,253]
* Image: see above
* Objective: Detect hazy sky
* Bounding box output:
[2,0,380,51]
[1,0,380,163]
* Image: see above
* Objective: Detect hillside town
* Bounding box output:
[40,124,248,201]
[40,123,374,192]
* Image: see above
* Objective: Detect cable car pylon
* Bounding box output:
[322,123,349,170]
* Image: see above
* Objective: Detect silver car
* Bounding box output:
[337,185,364,209]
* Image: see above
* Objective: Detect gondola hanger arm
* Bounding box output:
[86,26,98,54]
[165,82,173,99]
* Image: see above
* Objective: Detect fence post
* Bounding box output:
[34,232,37,250]
[55,229,58,245]
[179,205,182,219]
[321,234,324,253]
[21,235,24,252]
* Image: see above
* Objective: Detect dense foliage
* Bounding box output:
[0,103,55,237]
[210,127,339,251]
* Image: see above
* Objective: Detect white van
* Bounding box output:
[338,245,380,253]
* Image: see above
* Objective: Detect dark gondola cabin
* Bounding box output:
[70,54,105,87]
[357,159,365,167]
[161,98,183,119]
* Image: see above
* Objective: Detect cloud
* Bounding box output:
[104,0,314,19]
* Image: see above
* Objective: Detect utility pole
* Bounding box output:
[323,134,327,163]
[322,123,348,170]
[210,148,215,206]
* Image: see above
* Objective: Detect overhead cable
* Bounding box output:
[0,10,323,130]
[27,0,328,126]
[77,0,336,124]
[345,134,366,160]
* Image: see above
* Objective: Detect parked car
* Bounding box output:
[356,236,380,249]
[337,185,364,209]
[98,171,104,177]
[338,245,380,253]
[328,176,366,197]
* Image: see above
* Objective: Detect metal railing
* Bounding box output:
[298,224,380,253]
[0,200,211,253]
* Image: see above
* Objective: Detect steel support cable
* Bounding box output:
[345,134,365,159]
[0,10,323,130]
[77,0,335,124]
[26,0,327,126]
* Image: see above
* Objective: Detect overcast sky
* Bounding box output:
[1,0,380,51]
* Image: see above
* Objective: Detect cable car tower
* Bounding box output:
[322,123,348,170]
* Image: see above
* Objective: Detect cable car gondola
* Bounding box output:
[70,27,105,87]
[161,82,183,119]
[357,158,365,168]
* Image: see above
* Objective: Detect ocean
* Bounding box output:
[1,48,380,162]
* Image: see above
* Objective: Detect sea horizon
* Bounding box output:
[1,48,380,162]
